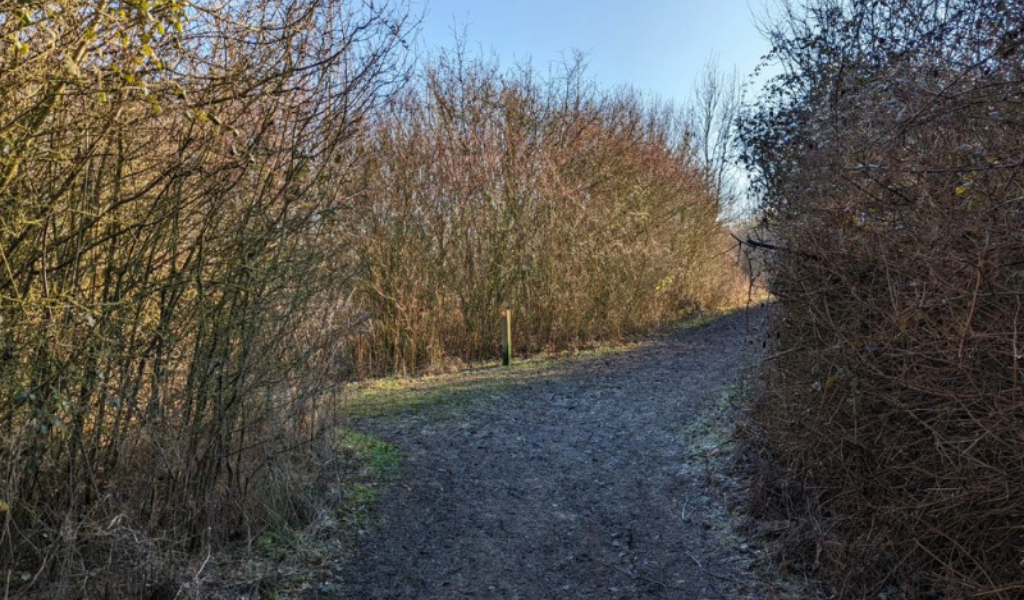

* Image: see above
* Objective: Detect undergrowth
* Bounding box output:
[190,429,402,599]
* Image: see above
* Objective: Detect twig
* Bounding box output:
[687,552,704,571]
[958,259,984,361]
[763,346,803,362]
[731,233,822,262]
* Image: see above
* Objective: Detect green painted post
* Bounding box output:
[501,308,512,366]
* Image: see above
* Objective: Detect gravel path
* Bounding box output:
[337,309,763,600]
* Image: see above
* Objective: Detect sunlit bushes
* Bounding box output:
[348,52,741,375]
[0,1,411,595]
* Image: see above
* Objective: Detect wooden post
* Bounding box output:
[501,308,512,366]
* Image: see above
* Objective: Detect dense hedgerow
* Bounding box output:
[346,52,744,375]
[741,1,1024,597]
[0,1,412,596]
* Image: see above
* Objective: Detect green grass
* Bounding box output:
[227,430,405,597]
[338,307,748,420]
[342,484,380,528]
[338,342,646,419]
[335,430,401,528]
[340,430,400,480]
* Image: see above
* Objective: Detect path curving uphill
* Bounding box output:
[336,309,764,600]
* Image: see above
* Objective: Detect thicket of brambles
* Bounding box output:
[0,1,741,596]
[741,0,1024,597]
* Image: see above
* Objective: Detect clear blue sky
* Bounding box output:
[412,0,776,105]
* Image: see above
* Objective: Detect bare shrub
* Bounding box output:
[741,0,1024,597]
[346,50,743,375]
[0,0,411,596]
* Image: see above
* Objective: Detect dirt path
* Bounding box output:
[336,309,764,600]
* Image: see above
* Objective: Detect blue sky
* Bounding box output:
[412,0,776,106]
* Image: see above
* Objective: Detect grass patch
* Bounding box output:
[339,308,749,420]
[682,381,745,456]
[342,484,379,529]
[340,430,400,480]
[334,430,401,530]
[338,342,646,419]
[677,378,755,568]
[197,428,403,599]
[680,375,822,600]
